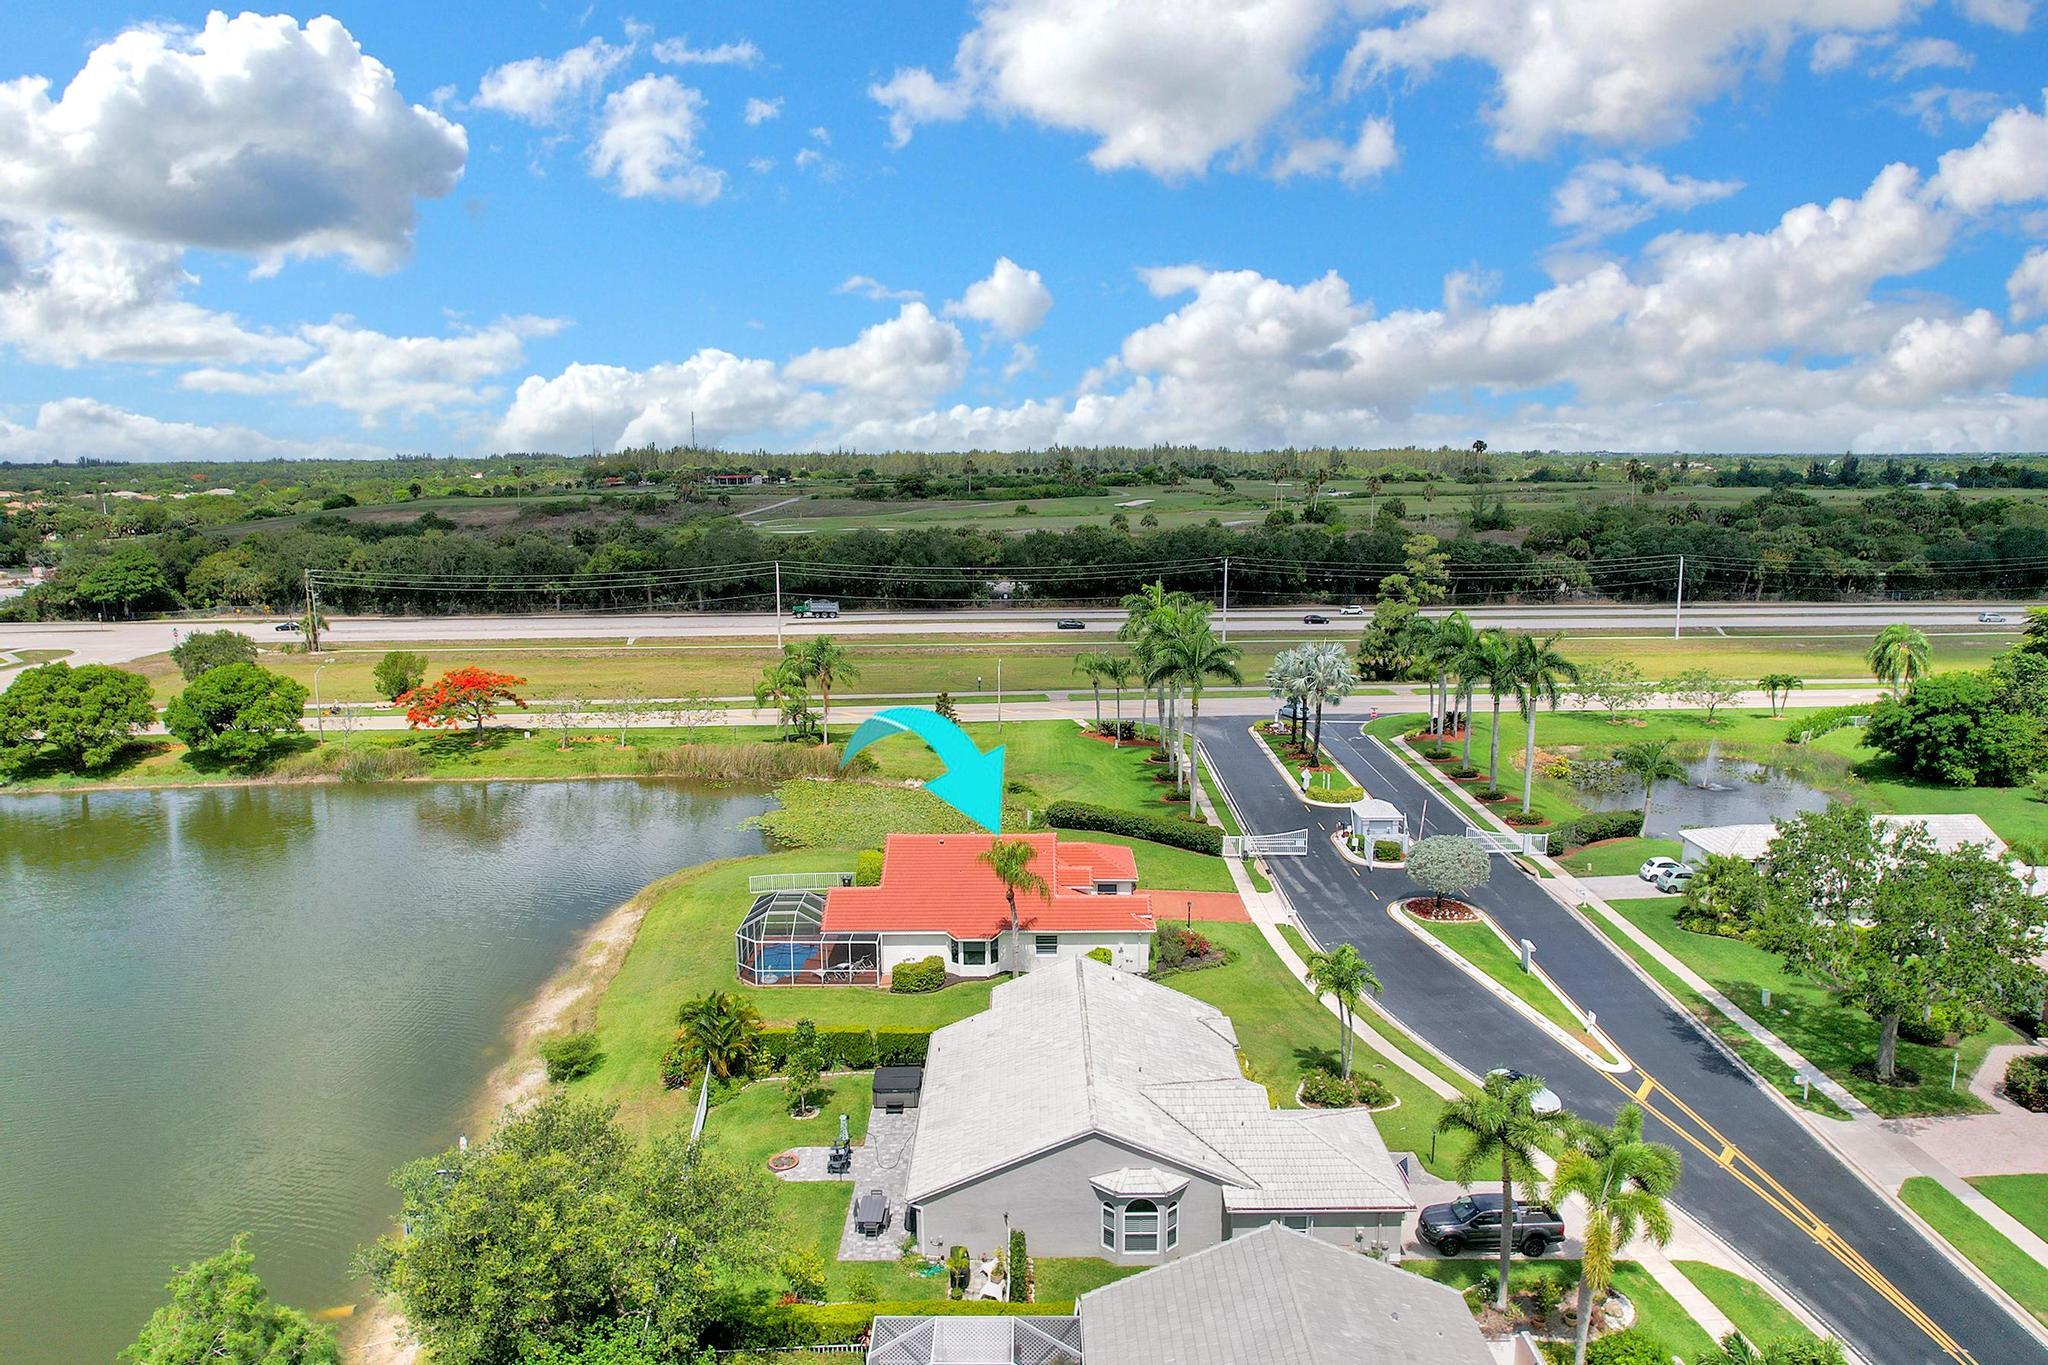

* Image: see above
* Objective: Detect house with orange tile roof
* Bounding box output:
[734,832,1157,988]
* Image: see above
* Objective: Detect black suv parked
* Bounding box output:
[1416,1192,1565,1256]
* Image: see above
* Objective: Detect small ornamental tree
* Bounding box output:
[169,629,258,681]
[121,1235,338,1365]
[372,650,428,702]
[0,661,157,774]
[163,664,309,764]
[1863,670,2046,787]
[398,668,528,732]
[1406,834,1491,913]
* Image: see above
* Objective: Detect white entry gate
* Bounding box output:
[1465,826,1549,856]
[1223,830,1311,858]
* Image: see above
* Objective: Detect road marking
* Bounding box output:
[1602,1067,1974,1363]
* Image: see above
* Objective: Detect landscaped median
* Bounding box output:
[1250,722,1366,805]
[1389,896,1627,1071]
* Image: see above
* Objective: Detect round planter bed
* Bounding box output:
[1402,896,1480,922]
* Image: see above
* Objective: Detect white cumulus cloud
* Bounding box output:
[836,275,924,302]
[2009,248,2048,321]
[744,96,784,125]
[0,398,386,463]
[946,258,1053,338]
[1552,159,1745,239]
[1928,90,2048,212]
[651,37,761,67]
[588,75,725,203]
[1271,118,1400,186]
[474,36,633,124]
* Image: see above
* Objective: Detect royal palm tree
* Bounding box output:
[1434,1071,1560,1313]
[1615,738,1686,822]
[1303,641,1358,763]
[1119,581,1192,744]
[1073,653,1111,730]
[978,837,1051,973]
[1150,610,1244,815]
[1467,629,1521,787]
[1512,632,1579,815]
[1304,944,1382,1080]
[796,635,859,744]
[675,990,764,1081]
[1099,654,1140,746]
[1425,611,1476,747]
[1550,1105,1682,1365]
[1758,672,1804,718]
[1865,623,1931,697]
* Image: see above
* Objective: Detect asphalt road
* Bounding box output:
[1198,716,2047,1365]
[0,600,2030,667]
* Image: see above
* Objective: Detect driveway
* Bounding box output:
[1200,714,2048,1365]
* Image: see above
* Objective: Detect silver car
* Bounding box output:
[1486,1067,1562,1117]
[1653,863,1697,893]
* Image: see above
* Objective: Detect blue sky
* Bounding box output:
[1,1,2046,459]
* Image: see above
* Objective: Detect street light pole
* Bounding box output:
[774,561,783,651]
[1673,554,1685,639]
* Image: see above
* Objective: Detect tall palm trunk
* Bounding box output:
[1090,682,1101,729]
[1312,694,1326,764]
[1521,707,1539,814]
[1187,697,1203,817]
[1497,1152,1517,1312]
[1571,1277,1594,1365]
[1435,668,1449,742]
[1112,687,1123,748]
[1488,690,1505,785]
[1461,685,1476,764]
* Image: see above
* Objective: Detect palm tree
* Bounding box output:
[1865,623,1931,696]
[754,650,808,741]
[1119,581,1194,747]
[1511,633,1579,815]
[1303,641,1358,763]
[1304,944,1382,1079]
[1073,653,1110,730]
[1758,672,1804,717]
[1099,654,1140,746]
[1266,646,1311,749]
[674,990,764,1081]
[978,837,1051,972]
[1614,738,1686,822]
[1149,610,1243,815]
[1467,629,1520,787]
[1434,1071,1559,1313]
[1427,610,1477,748]
[796,635,859,744]
[1549,1105,1682,1365]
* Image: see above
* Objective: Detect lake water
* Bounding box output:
[1576,746,1833,838]
[0,781,769,1364]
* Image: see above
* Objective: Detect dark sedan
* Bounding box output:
[1055,618,1087,630]
[1302,613,1330,624]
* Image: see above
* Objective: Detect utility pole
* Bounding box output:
[1673,554,1685,640]
[1220,556,1230,642]
[773,562,783,650]
[302,569,321,652]
[997,660,1003,736]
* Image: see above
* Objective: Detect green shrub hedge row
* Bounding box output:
[736,1299,1078,1348]
[1372,839,1404,862]
[1549,809,1644,851]
[1043,800,1223,855]
[890,955,947,994]
[1781,704,1868,746]
[2006,1053,2048,1112]
[756,1026,932,1072]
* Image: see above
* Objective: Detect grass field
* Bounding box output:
[1605,896,2018,1117]
[1970,1175,2048,1244]
[1404,1258,1717,1361]
[1560,837,1681,878]
[1673,1260,1816,1349]
[1900,1177,2048,1328]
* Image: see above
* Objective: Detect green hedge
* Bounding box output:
[739,1299,1078,1349]
[890,954,947,994]
[1550,809,1644,851]
[2007,1053,2048,1112]
[855,849,884,886]
[757,1025,932,1072]
[1372,839,1404,862]
[1043,800,1223,855]
[1782,704,1868,745]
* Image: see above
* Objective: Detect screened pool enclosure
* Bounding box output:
[735,890,881,986]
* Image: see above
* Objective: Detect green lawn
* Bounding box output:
[1410,913,1616,1063]
[1579,909,1853,1121]
[1560,837,1681,879]
[1900,1177,2048,1328]
[1032,1259,1143,1301]
[1255,725,1365,802]
[1970,1174,2048,1245]
[1404,1259,1717,1362]
[1673,1260,1816,1349]
[1605,897,2015,1118]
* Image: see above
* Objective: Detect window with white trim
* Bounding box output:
[1166,1201,1179,1249]
[1101,1202,1115,1250]
[953,937,996,967]
[1035,934,1058,957]
[1123,1199,1160,1253]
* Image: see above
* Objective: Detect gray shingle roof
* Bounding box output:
[1078,1224,1493,1365]
[907,958,1409,1215]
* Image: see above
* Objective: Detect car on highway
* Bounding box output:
[1339,604,1365,616]
[1302,612,1330,624]
[273,621,301,632]
[1979,611,2007,623]
[1639,855,1681,882]
[1416,1192,1566,1257]
[1486,1067,1562,1116]
[1056,618,1087,630]
[1653,863,1698,893]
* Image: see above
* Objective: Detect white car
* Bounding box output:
[1979,611,2008,624]
[1487,1068,1562,1117]
[1653,863,1698,894]
[1339,604,1366,617]
[1639,856,1681,882]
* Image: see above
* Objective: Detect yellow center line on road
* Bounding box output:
[1597,1066,1974,1362]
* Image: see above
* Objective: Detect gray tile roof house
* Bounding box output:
[864,1225,1492,1365]
[905,956,1412,1266]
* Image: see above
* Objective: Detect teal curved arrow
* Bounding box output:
[840,706,1004,833]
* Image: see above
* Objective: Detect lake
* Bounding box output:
[0,781,770,1364]
[1575,745,1833,838]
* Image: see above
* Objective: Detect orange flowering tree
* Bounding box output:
[397,668,528,732]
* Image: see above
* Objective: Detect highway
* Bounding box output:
[0,600,2030,667]
[1198,716,2048,1365]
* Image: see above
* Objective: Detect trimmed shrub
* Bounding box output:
[890,955,947,995]
[1583,1326,1669,1365]
[854,849,884,886]
[1372,839,1404,862]
[538,1030,604,1084]
[1009,1229,1028,1301]
[1300,1068,1394,1108]
[873,1028,931,1066]
[2005,1053,2048,1112]
[758,1025,934,1072]
[1044,800,1223,855]
[1471,784,1506,801]
[820,1028,877,1070]
[1086,946,1114,964]
[1550,809,1644,851]
[1446,764,1480,779]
